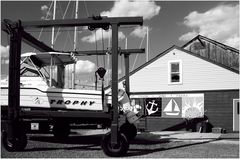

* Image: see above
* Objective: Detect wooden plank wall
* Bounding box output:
[204,90,239,132]
[184,39,239,71]
[137,90,239,132]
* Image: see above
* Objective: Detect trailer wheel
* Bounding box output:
[53,122,70,139]
[1,130,27,151]
[101,132,129,157]
[120,122,137,140]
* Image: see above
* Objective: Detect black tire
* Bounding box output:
[120,122,137,140]
[53,121,70,139]
[1,130,27,151]
[101,132,129,157]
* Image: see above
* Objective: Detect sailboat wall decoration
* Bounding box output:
[162,98,182,118]
[132,93,204,118]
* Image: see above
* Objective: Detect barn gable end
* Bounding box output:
[129,46,239,93]
[182,35,239,71]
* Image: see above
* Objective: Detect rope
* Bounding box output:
[106,31,111,85]
[95,30,99,67]
[101,29,105,68]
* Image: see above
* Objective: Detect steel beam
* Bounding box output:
[21,17,143,28]
[72,48,145,56]
[7,20,22,141]
[2,20,55,52]
[124,54,130,95]
[21,31,55,52]
[111,23,119,145]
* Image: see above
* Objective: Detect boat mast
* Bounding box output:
[72,0,79,89]
[50,0,57,87]
[146,26,149,62]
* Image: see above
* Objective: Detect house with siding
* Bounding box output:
[112,35,239,132]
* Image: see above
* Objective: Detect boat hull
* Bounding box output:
[1,87,106,111]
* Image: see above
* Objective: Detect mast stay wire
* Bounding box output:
[83,0,90,17]
[131,32,146,71]
[32,1,53,52]
[53,0,71,46]
[59,1,74,88]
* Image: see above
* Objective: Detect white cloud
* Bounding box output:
[100,0,160,20]
[82,0,160,43]
[40,4,52,20]
[179,4,239,49]
[130,26,149,38]
[0,45,9,58]
[81,29,125,43]
[41,5,48,11]
[74,60,96,73]
[179,31,198,41]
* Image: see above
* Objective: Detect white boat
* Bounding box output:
[1,52,108,112]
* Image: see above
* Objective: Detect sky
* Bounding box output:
[1,0,239,87]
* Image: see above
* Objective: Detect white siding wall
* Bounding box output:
[127,48,239,92]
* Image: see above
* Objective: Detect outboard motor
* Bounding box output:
[118,89,141,124]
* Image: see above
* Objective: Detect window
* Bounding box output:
[168,60,182,84]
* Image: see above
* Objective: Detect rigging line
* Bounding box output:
[101,29,105,68]
[62,1,75,51]
[131,33,146,71]
[33,1,53,52]
[53,0,71,45]
[95,30,99,67]
[106,31,111,86]
[67,32,74,49]
[62,31,70,50]
[83,0,89,17]
[63,3,76,51]
[26,29,83,32]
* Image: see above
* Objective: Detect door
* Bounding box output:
[233,99,239,131]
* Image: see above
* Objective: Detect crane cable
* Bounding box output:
[95,30,99,68]
[101,29,106,68]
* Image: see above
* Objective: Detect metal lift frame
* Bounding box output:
[1,17,143,151]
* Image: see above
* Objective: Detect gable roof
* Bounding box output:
[182,35,239,53]
[131,45,239,77]
[105,44,239,90]
[182,35,239,71]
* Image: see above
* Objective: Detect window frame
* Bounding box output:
[168,60,183,85]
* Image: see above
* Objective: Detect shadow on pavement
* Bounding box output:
[126,138,220,157]
[29,134,103,145]
[22,144,100,152]
[25,133,220,157]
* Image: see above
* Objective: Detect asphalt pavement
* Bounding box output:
[1,130,239,158]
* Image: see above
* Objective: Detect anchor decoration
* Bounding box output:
[146,99,161,115]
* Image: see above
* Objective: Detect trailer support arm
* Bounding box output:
[5,20,22,141]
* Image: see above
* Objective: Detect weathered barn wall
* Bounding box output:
[183,37,239,71]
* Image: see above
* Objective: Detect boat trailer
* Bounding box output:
[1,16,144,156]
